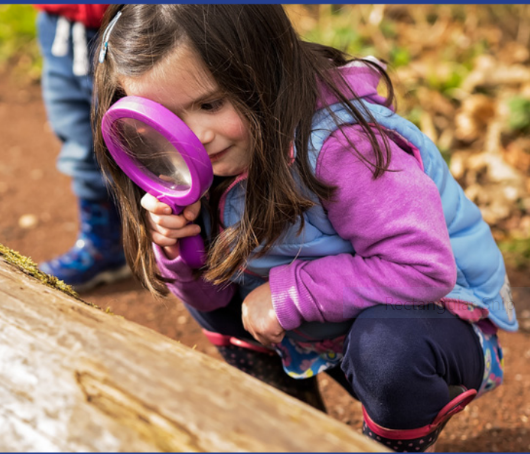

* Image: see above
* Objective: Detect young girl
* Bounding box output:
[93,5,516,451]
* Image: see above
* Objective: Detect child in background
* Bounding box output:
[93,5,516,451]
[35,5,130,291]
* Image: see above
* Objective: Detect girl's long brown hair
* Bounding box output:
[93,5,395,296]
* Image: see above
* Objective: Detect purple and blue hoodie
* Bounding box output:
[154,61,517,339]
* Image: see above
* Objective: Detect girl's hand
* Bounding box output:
[140,192,201,260]
[242,282,285,346]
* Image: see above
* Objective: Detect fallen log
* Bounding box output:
[0,250,383,452]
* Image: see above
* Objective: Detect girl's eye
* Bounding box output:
[200,99,224,112]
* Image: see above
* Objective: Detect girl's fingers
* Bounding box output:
[143,195,201,227]
[268,331,285,344]
[149,219,201,241]
[183,200,201,222]
[248,329,282,347]
[150,212,189,230]
[150,223,201,246]
[171,223,201,239]
[162,245,180,260]
[151,231,177,247]
[143,193,202,246]
[141,192,171,215]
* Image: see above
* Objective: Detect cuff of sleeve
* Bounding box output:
[152,244,195,282]
[269,264,306,331]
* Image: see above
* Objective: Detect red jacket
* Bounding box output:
[34,5,109,29]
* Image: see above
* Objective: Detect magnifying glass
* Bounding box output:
[101,96,214,268]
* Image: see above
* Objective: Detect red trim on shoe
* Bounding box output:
[431,389,477,426]
[202,329,275,355]
[230,338,275,355]
[362,388,477,440]
[202,330,232,347]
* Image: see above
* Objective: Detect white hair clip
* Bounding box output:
[98,11,122,64]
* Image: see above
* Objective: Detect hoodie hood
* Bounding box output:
[316,57,391,110]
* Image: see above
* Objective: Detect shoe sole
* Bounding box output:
[71,265,133,293]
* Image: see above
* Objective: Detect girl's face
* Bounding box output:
[120,45,251,178]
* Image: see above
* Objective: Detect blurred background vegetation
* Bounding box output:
[0,5,40,80]
[1,4,529,269]
[285,5,530,271]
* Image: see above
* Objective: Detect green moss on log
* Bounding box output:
[0,243,101,310]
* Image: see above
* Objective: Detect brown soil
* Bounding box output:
[1,73,529,452]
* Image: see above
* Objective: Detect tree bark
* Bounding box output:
[0,258,383,452]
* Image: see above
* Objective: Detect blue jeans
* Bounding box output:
[37,11,108,201]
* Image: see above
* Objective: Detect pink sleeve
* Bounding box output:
[270,125,457,331]
[154,245,235,311]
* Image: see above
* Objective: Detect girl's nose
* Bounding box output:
[188,120,214,146]
[197,128,215,146]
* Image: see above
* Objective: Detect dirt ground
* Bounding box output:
[1,73,529,453]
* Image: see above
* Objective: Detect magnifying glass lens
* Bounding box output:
[112,118,192,191]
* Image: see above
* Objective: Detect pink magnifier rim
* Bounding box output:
[101,96,213,210]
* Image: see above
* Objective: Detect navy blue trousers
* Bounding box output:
[185,298,484,430]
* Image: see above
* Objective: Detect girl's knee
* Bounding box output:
[342,303,458,377]
[342,306,431,380]
[340,304,486,430]
[340,307,449,428]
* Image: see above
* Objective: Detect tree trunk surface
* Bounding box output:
[0,258,383,452]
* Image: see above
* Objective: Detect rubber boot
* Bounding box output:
[39,198,130,291]
[362,387,477,452]
[204,330,327,412]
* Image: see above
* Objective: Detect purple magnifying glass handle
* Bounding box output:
[179,234,207,269]
[102,96,214,268]
[157,197,207,269]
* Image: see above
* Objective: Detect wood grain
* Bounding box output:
[0,258,383,452]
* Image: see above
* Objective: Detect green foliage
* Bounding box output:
[426,64,468,94]
[439,149,452,166]
[380,20,397,40]
[0,5,41,79]
[389,46,410,68]
[508,97,530,133]
[499,238,530,270]
[306,24,367,55]
[404,106,423,128]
